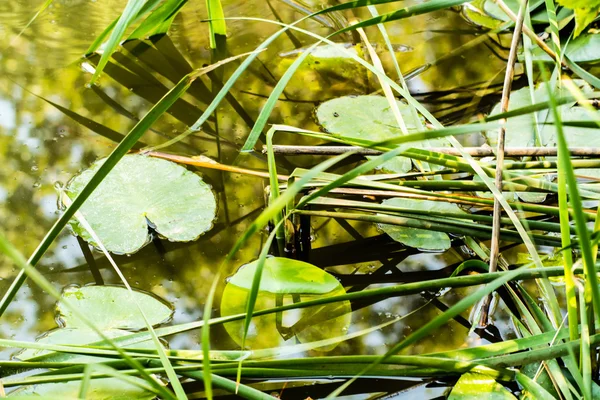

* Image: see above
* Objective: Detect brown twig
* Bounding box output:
[480,0,529,328]
[494,0,566,68]
[145,151,289,181]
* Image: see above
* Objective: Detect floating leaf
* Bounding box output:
[449,372,516,399]
[484,82,595,148]
[64,154,217,254]
[57,285,173,330]
[377,198,467,251]
[15,328,156,362]
[8,377,157,399]
[482,0,550,24]
[530,34,600,63]
[220,257,351,351]
[316,95,443,173]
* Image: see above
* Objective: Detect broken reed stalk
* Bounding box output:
[263,145,600,157]
[145,151,289,181]
[480,0,528,328]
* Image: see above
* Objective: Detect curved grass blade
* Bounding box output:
[128,0,188,40]
[206,0,226,48]
[9,0,53,46]
[90,0,148,85]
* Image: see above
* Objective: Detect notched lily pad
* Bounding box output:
[57,285,173,330]
[63,154,217,254]
[220,257,351,351]
[316,95,445,173]
[378,198,467,251]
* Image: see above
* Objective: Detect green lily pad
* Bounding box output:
[8,377,157,399]
[377,198,467,251]
[57,285,173,330]
[531,34,600,63]
[449,372,516,399]
[483,0,551,24]
[463,0,551,29]
[64,154,217,254]
[15,328,156,362]
[227,257,341,294]
[315,95,445,173]
[220,257,351,351]
[484,82,595,148]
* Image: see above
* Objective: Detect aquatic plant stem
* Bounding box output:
[263,145,600,157]
[481,0,528,328]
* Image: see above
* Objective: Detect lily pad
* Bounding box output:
[57,285,173,330]
[530,34,600,63]
[377,198,467,251]
[463,0,552,29]
[484,82,595,148]
[220,257,351,351]
[64,154,217,254]
[8,377,157,399]
[449,372,516,399]
[15,328,157,362]
[316,95,445,173]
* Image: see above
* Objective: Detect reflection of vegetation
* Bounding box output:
[2,0,600,398]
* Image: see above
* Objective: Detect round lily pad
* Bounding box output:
[378,197,467,251]
[8,377,157,399]
[57,285,173,330]
[63,154,217,254]
[316,95,445,173]
[220,257,351,351]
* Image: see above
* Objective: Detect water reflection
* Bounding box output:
[1,0,511,394]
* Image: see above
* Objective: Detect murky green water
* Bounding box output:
[0,0,515,397]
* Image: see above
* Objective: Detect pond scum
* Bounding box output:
[2,0,600,398]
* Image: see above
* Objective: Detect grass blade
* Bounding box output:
[90,0,148,85]
[206,0,226,48]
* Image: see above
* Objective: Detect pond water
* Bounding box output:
[0,0,518,397]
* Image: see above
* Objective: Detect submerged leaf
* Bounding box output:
[220,257,351,351]
[57,285,173,330]
[64,154,217,254]
[8,377,157,399]
[449,372,516,399]
[377,197,467,251]
[316,95,442,173]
